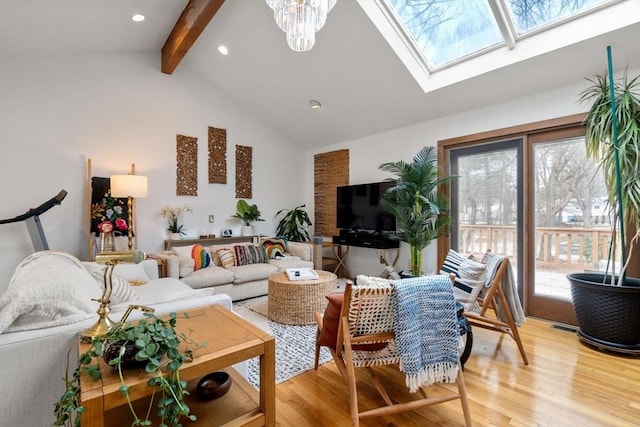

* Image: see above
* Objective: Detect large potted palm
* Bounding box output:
[379,146,452,276]
[567,50,640,354]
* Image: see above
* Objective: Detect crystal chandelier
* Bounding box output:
[266,0,337,52]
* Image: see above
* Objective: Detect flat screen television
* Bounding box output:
[336,181,396,232]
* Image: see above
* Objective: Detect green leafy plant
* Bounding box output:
[379,146,453,276]
[275,205,312,241]
[54,312,206,427]
[579,69,640,282]
[231,199,264,226]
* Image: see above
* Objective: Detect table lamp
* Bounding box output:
[110,174,148,250]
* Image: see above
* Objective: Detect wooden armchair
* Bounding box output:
[314,275,472,426]
[463,254,528,365]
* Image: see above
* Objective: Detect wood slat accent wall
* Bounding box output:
[314,149,349,237]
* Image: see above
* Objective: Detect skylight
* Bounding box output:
[387,0,504,68]
[505,0,609,35]
[358,0,629,92]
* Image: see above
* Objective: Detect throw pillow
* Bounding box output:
[262,238,286,259]
[216,248,236,268]
[440,249,465,278]
[83,263,139,303]
[439,249,487,308]
[172,244,195,258]
[191,244,211,271]
[317,292,387,352]
[233,244,268,266]
[176,256,195,278]
[112,263,150,286]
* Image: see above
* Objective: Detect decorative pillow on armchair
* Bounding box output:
[439,249,487,308]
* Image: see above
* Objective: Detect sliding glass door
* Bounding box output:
[528,128,611,323]
[443,121,610,325]
[449,138,523,302]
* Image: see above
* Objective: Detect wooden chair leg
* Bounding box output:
[455,362,473,427]
[496,286,529,365]
[313,311,324,370]
[342,318,360,427]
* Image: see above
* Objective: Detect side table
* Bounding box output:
[79,305,275,426]
[267,270,338,325]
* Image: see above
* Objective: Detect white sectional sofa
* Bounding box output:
[0,251,240,427]
[153,237,316,301]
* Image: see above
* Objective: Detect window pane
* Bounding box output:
[506,0,609,35]
[387,0,504,67]
[533,137,615,300]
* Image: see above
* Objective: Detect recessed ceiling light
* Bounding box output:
[218,45,229,55]
[132,14,145,22]
[309,100,322,109]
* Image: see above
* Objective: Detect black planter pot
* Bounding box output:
[103,340,148,369]
[567,273,640,355]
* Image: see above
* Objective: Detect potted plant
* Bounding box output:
[160,204,193,240]
[275,205,312,241]
[567,54,640,354]
[54,310,205,426]
[379,146,453,276]
[231,199,264,236]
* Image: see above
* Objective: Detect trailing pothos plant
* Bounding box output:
[54,311,206,427]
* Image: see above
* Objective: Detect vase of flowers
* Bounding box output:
[98,217,128,251]
[160,204,193,239]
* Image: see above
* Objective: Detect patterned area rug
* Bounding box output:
[233,296,332,387]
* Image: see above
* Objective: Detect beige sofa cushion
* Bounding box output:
[228,263,278,284]
[181,266,235,289]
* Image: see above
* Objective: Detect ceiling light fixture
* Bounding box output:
[266,0,337,52]
[309,99,321,109]
[131,14,145,22]
[218,45,229,55]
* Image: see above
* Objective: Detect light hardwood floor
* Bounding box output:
[273,317,640,426]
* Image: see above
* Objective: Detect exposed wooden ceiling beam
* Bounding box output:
[161,0,225,75]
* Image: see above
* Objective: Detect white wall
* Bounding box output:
[0,52,307,292]
[305,70,639,278]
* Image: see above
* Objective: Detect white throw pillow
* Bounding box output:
[83,262,139,303]
[172,245,195,258]
[439,249,487,309]
[112,263,151,286]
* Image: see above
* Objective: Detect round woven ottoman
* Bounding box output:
[267,270,338,325]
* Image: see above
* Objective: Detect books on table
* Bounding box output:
[286,268,319,281]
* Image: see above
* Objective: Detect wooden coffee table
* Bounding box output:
[267,270,338,325]
[79,304,275,426]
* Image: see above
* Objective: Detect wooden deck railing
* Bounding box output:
[458,224,619,270]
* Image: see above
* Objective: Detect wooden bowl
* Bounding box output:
[196,371,232,400]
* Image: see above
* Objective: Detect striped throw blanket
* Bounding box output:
[392,275,460,392]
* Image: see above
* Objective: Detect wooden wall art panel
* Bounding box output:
[235,145,253,198]
[314,149,349,236]
[176,134,198,196]
[208,126,227,184]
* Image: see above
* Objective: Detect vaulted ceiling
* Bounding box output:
[1,0,638,148]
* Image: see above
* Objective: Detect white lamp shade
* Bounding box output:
[110,175,148,198]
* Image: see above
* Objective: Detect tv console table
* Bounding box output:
[328,235,400,277]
